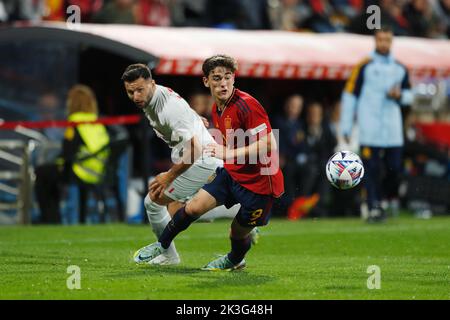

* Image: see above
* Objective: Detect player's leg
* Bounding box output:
[361,146,383,221]
[137,164,218,265]
[169,202,261,244]
[202,180,274,271]
[167,201,184,216]
[158,165,236,249]
[136,189,219,263]
[158,189,218,249]
[134,193,180,265]
[383,146,403,217]
[227,218,254,268]
[197,204,240,222]
[140,167,234,262]
[201,216,253,271]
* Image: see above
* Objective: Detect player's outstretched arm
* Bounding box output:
[205,131,275,161]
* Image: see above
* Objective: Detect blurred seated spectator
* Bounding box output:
[431,0,450,38]
[331,0,362,19]
[188,92,213,125]
[169,0,206,27]
[92,0,136,24]
[135,0,171,26]
[1,0,44,23]
[329,0,363,31]
[34,84,111,223]
[239,0,272,29]
[37,91,66,160]
[268,0,312,31]
[328,100,362,217]
[403,0,441,38]
[349,0,409,36]
[42,0,65,21]
[287,101,337,219]
[65,0,104,23]
[402,111,450,216]
[304,0,339,32]
[273,94,306,211]
[204,0,246,29]
[329,100,359,152]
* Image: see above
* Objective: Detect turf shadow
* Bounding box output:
[189,272,275,290]
[106,265,203,279]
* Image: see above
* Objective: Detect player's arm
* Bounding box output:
[149,135,202,199]
[399,66,413,106]
[236,101,277,160]
[206,130,274,161]
[340,59,367,144]
[206,98,276,161]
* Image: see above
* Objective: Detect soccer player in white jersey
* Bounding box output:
[122,64,254,266]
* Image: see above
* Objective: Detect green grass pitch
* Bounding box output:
[0,216,449,300]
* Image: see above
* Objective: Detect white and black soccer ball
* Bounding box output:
[326,151,364,190]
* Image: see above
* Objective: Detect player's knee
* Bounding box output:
[148,191,168,205]
[144,195,163,214]
[185,199,205,217]
[148,191,159,203]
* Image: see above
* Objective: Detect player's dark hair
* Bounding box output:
[202,54,238,77]
[121,63,152,82]
[374,25,393,35]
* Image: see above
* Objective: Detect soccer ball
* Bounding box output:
[326,151,364,190]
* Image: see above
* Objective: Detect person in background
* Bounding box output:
[339,25,413,222]
[34,84,110,223]
[188,92,213,126]
[329,100,362,217]
[135,0,171,26]
[92,0,136,24]
[288,101,336,219]
[273,94,306,215]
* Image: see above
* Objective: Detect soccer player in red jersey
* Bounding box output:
[142,54,284,270]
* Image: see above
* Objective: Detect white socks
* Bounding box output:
[144,195,178,257]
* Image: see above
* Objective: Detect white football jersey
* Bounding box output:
[142,85,218,166]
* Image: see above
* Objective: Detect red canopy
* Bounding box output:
[415,122,450,148]
[30,23,450,80]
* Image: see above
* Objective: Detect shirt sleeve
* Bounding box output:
[243,98,272,139]
[340,59,368,137]
[400,67,413,106]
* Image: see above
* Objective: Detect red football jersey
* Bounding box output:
[211,88,284,198]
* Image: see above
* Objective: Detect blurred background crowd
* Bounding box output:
[0,0,449,38]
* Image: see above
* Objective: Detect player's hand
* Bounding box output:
[200,116,209,128]
[149,172,175,200]
[205,143,229,160]
[387,86,401,100]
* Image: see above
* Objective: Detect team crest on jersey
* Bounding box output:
[224,116,232,129]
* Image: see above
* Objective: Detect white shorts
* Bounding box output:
[163,159,221,202]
